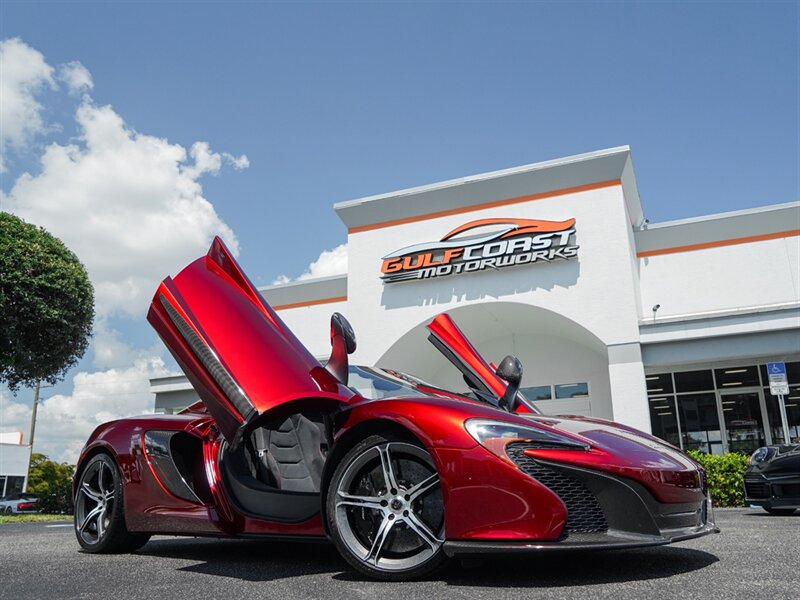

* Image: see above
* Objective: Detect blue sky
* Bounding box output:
[0,1,798,461]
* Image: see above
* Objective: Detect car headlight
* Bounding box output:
[465,418,590,461]
[750,447,775,464]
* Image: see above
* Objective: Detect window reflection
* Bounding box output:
[764,386,800,444]
[677,393,723,455]
[721,392,766,453]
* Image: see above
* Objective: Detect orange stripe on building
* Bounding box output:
[272,295,348,311]
[637,229,800,258]
[348,179,622,234]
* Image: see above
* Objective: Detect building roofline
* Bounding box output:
[646,200,800,230]
[334,146,643,232]
[334,146,632,210]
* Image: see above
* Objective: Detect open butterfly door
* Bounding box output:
[147,237,354,444]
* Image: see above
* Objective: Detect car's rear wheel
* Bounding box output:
[74,454,150,553]
[764,507,797,516]
[327,434,446,581]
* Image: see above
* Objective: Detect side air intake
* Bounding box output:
[506,443,608,534]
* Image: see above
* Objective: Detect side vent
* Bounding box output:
[143,431,203,504]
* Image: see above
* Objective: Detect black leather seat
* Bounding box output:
[248,415,326,493]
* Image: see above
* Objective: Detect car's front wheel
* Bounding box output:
[74,453,150,553]
[327,434,446,581]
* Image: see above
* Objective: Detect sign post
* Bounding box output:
[766,362,791,445]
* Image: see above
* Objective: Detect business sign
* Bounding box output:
[381,217,578,284]
[766,362,790,396]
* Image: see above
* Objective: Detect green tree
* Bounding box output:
[27,453,75,514]
[0,212,94,391]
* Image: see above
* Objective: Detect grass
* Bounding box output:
[0,513,72,524]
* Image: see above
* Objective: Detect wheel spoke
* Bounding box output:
[96,507,106,539]
[79,504,104,534]
[336,492,384,510]
[404,511,443,550]
[365,515,395,565]
[376,444,400,492]
[81,482,102,502]
[98,463,107,494]
[406,473,439,502]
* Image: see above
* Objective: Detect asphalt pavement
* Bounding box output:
[1,508,797,600]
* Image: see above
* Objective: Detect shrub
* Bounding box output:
[27,453,75,514]
[687,450,750,507]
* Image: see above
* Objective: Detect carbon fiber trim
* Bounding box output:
[143,430,202,504]
[159,294,255,420]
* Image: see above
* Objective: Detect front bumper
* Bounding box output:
[444,457,719,556]
[744,473,800,509]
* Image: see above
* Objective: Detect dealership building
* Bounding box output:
[151,146,800,455]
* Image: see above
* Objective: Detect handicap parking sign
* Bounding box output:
[767,362,789,395]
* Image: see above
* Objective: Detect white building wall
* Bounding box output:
[276,300,347,358]
[347,185,642,360]
[638,235,800,320]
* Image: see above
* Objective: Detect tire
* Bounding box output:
[74,453,150,553]
[326,433,446,581]
[764,507,797,516]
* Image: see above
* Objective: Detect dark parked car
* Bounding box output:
[0,493,39,514]
[744,444,800,515]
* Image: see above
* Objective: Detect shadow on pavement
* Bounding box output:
[139,537,718,587]
[433,546,719,588]
[139,537,344,581]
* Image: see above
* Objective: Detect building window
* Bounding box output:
[555,383,589,399]
[649,395,680,448]
[674,369,714,393]
[763,385,800,444]
[522,382,589,402]
[677,393,723,455]
[647,361,800,453]
[521,386,552,401]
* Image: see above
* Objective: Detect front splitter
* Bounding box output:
[442,521,720,557]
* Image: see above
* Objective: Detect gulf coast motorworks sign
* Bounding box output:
[380,217,579,284]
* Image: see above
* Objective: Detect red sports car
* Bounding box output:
[73,238,718,580]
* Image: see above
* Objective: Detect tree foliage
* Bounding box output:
[0,212,94,391]
[27,453,75,514]
[687,450,750,507]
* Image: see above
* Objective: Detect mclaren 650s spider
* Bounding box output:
[73,237,718,580]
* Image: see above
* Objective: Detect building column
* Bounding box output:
[607,343,651,433]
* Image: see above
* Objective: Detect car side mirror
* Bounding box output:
[325,312,356,385]
[496,355,522,412]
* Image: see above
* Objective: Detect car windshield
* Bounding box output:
[347,366,435,400]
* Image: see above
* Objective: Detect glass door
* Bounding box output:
[719,391,768,454]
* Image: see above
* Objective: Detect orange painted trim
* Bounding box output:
[272,295,347,311]
[348,179,622,234]
[637,229,800,258]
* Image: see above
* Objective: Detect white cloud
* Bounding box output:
[273,243,348,284]
[0,357,171,464]
[0,39,249,461]
[4,98,247,318]
[0,38,56,172]
[57,61,93,94]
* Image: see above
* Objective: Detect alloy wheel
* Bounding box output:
[75,459,115,545]
[333,441,444,573]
